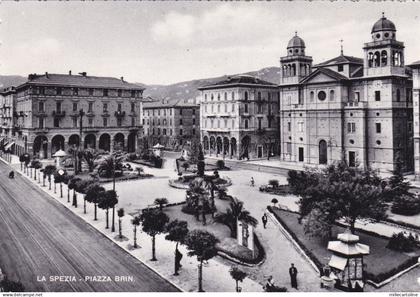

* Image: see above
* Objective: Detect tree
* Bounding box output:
[295,162,389,234]
[165,220,189,275]
[68,176,82,208]
[98,190,118,229]
[197,144,205,177]
[43,165,56,190]
[30,159,42,181]
[391,194,420,216]
[189,140,201,164]
[132,215,141,248]
[97,155,124,178]
[117,208,125,239]
[53,170,67,198]
[140,208,169,261]
[271,198,279,207]
[268,179,279,188]
[216,159,225,170]
[302,208,332,239]
[83,148,98,172]
[85,183,105,220]
[229,266,247,292]
[184,230,219,292]
[386,161,412,202]
[76,179,96,214]
[24,156,31,175]
[214,198,258,238]
[154,198,169,211]
[19,154,26,171]
[182,162,190,172]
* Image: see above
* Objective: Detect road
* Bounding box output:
[0,160,179,292]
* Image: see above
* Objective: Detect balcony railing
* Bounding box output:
[52,110,66,118]
[102,111,110,117]
[114,111,126,118]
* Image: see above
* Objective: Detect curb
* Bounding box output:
[0,157,185,292]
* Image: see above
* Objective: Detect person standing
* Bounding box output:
[262,214,268,229]
[289,263,298,289]
[250,177,255,187]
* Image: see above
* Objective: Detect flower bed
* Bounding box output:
[268,206,420,285]
[259,184,291,196]
[168,175,232,190]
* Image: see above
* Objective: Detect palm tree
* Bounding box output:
[85,183,105,220]
[184,230,219,292]
[43,165,56,190]
[214,198,258,238]
[132,215,141,248]
[154,198,169,211]
[229,266,247,292]
[83,148,98,172]
[140,208,169,261]
[117,208,124,239]
[98,190,118,229]
[165,220,189,275]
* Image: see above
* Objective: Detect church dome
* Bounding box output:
[287,34,306,48]
[371,15,396,33]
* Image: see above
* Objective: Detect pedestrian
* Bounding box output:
[262,214,268,229]
[289,263,298,289]
[250,177,255,187]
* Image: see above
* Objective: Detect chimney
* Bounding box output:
[45,72,49,78]
[120,76,124,82]
[69,70,72,75]
[79,72,87,77]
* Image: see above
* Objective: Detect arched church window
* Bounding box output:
[381,50,388,66]
[292,64,296,76]
[244,91,248,101]
[211,94,214,101]
[374,51,380,67]
[329,90,335,101]
[224,92,227,100]
[258,92,261,101]
[310,91,314,102]
[368,52,374,68]
[231,92,235,100]
[217,94,221,101]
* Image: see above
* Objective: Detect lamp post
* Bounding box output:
[58,169,65,198]
[76,109,85,174]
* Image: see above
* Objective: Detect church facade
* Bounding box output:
[279,15,414,173]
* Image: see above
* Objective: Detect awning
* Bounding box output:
[4,142,15,151]
[328,255,347,271]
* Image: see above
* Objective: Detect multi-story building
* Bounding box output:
[410,61,420,177]
[0,87,20,154]
[199,75,279,159]
[279,14,413,172]
[142,99,200,149]
[12,71,144,158]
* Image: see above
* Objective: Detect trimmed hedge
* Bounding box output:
[365,256,419,284]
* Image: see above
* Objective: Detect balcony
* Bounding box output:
[34,111,47,117]
[114,110,126,118]
[344,101,367,109]
[86,111,95,117]
[52,110,66,118]
[102,111,110,117]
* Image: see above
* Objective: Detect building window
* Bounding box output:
[117,103,122,111]
[217,94,220,101]
[375,91,381,101]
[39,87,45,95]
[338,64,344,72]
[157,128,160,135]
[224,92,227,100]
[258,118,262,130]
[103,117,108,127]
[355,92,360,102]
[180,109,183,115]
[88,102,93,112]
[217,119,220,128]
[103,89,108,97]
[225,104,228,112]
[163,128,166,135]
[310,91,314,102]
[211,94,214,101]
[157,119,160,125]
[88,118,93,127]
[57,87,62,95]
[118,90,122,97]
[244,91,248,101]
[396,89,401,102]
[56,102,62,113]
[37,101,44,112]
[347,122,356,133]
[38,118,44,128]
[232,92,235,100]
[329,90,335,101]
[193,118,196,125]
[89,89,94,96]
[245,104,248,113]
[142,119,145,125]
[286,142,292,153]
[54,118,60,128]
[288,122,291,132]
[73,88,78,96]
[103,103,108,112]
[258,92,261,101]
[204,94,208,101]
[73,102,78,112]
[180,129,183,136]
[244,119,249,129]
[258,103,262,113]
[318,91,326,101]
[192,108,195,115]
[192,128,196,135]
[73,117,77,127]
[232,104,235,112]
[131,90,136,98]
[170,129,173,136]
[298,122,304,132]
[376,123,381,133]
[180,119,183,125]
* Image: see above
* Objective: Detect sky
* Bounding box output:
[1,2,420,85]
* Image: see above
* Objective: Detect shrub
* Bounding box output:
[126,153,138,161]
[216,160,225,170]
[386,232,418,252]
[391,194,420,216]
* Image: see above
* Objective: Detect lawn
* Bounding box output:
[163,203,261,263]
[270,207,420,283]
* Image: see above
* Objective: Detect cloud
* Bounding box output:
[151,12,195,44]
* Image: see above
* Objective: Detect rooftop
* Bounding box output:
[199,74,277,90]
[18,72,145,90]
[314,55,364,67]
[143,98,198,109]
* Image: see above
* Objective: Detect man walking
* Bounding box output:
[262,214,268,229]
[289,263,298,289]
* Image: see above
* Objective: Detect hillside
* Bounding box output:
[0,66,280,101]
[142,66,280,102]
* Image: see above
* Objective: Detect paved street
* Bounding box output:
[0,160,178,292]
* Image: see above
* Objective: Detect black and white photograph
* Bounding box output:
[0,1,420,295]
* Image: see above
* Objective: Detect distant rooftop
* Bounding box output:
[314,55,363,67]
[199,74,277,90]
[18,72,145,90]
[143,98,199,109]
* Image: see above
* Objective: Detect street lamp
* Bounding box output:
[58,169,65,198]
[75,109,85,174]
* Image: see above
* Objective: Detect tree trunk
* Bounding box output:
[67,187,70,203]
[105,208,109,229]
[236,280,239,292]
[20,162,22,171]
[73,190,77,208]
[54,182,56,194]
[83,197,86,214]
[119,218,122,239]
[94,203,97,220]
[111,206,115,232]
[133,227,137,248]
[30,168,32,178]
[34,169,37,180]
[198,259,204,292]
[48,179,51,190]
[151,235,157,261]
[38,172,41,183]
[43,176,45,187]
[60,183,63,198]
[174,243,179,276]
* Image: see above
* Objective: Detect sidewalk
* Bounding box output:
[2,156,262,292]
